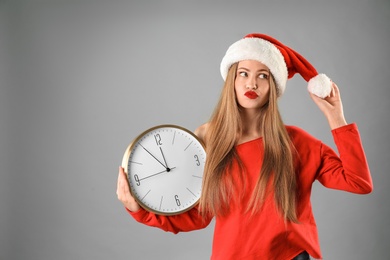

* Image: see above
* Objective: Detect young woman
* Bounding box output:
[117,33,373,259]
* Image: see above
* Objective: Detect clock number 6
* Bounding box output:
[174,195,181,206]
[194,155,200,166]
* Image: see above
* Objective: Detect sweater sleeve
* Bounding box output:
[316,123,373,194]
[126,205,213,234]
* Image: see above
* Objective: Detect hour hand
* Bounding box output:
[139,167,176,182]
[159,147,170,170]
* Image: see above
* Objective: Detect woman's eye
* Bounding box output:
[259,73,269,79]
[239,71,247,77]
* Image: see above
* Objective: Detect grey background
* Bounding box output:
[1,0,389,259]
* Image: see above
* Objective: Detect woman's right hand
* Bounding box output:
[309,82,347,130]
[116,166,141,212]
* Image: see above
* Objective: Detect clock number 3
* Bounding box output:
[194,155,200,166]
[174,195,181,206]
[154,134,162,146]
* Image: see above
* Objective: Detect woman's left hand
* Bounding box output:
[309,82,347,129]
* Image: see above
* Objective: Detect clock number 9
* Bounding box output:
[174,195,181,206]
[154,134,162,146]
[194,155,200,166]
[134,174,141,186]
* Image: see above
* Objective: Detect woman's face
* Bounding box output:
[234,60,271,110]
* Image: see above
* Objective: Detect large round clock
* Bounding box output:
[121,124,206,215]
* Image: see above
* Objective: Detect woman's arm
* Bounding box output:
[317,124,373,194]
[308,82,373,193]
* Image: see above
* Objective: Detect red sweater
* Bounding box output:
[128,124,373,259]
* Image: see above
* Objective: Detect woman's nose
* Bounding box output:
[246,77,258,90]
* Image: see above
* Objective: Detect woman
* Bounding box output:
[117,33,373,259]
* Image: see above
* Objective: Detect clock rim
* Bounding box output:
[121,124,206,216]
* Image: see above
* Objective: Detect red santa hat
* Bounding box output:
[220,33,332,98]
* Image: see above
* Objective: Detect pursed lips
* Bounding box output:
[244,91,258,99]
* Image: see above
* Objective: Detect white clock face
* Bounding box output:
[122,125,206,215]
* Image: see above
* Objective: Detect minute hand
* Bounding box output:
[139,144,167,168]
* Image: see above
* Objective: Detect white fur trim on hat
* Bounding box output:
[220,37,288,95]
[307,74,332,98]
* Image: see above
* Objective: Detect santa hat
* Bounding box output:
[220,33,332,98]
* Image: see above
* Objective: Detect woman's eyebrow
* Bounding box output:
[237,67,269,73]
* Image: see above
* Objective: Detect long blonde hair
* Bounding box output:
[199,63,298,222]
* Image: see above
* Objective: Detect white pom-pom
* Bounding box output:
[307,73,332,98]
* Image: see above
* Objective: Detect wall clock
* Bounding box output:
[121,125,206,215]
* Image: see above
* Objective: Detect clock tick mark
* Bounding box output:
[141,190,151,201]
[159,196,163,210]
[184,141,193,151]
[129,161,143,165]
[187,188,196,197]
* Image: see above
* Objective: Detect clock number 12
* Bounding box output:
[154,134,162,146]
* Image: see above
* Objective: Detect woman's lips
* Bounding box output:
[245,91,258,99]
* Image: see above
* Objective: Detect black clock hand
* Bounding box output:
[139,144,167,169]
[159,147,170,170]
[139,167,176,182]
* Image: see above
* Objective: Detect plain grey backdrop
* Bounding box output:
[1,0,389,259]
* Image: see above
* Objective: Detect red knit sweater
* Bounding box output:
[128,124,373,259]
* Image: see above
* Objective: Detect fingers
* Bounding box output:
[331,82,341,98]
[312,81,341,103]
[309,81,347,129]
[117,166,141,212]
[309,91,325,106]
[117,166,127,186]
[117,166,130,199]
[328,82,335,98]
[325,82,337,98]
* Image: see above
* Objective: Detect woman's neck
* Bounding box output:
[238,109,263,144]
